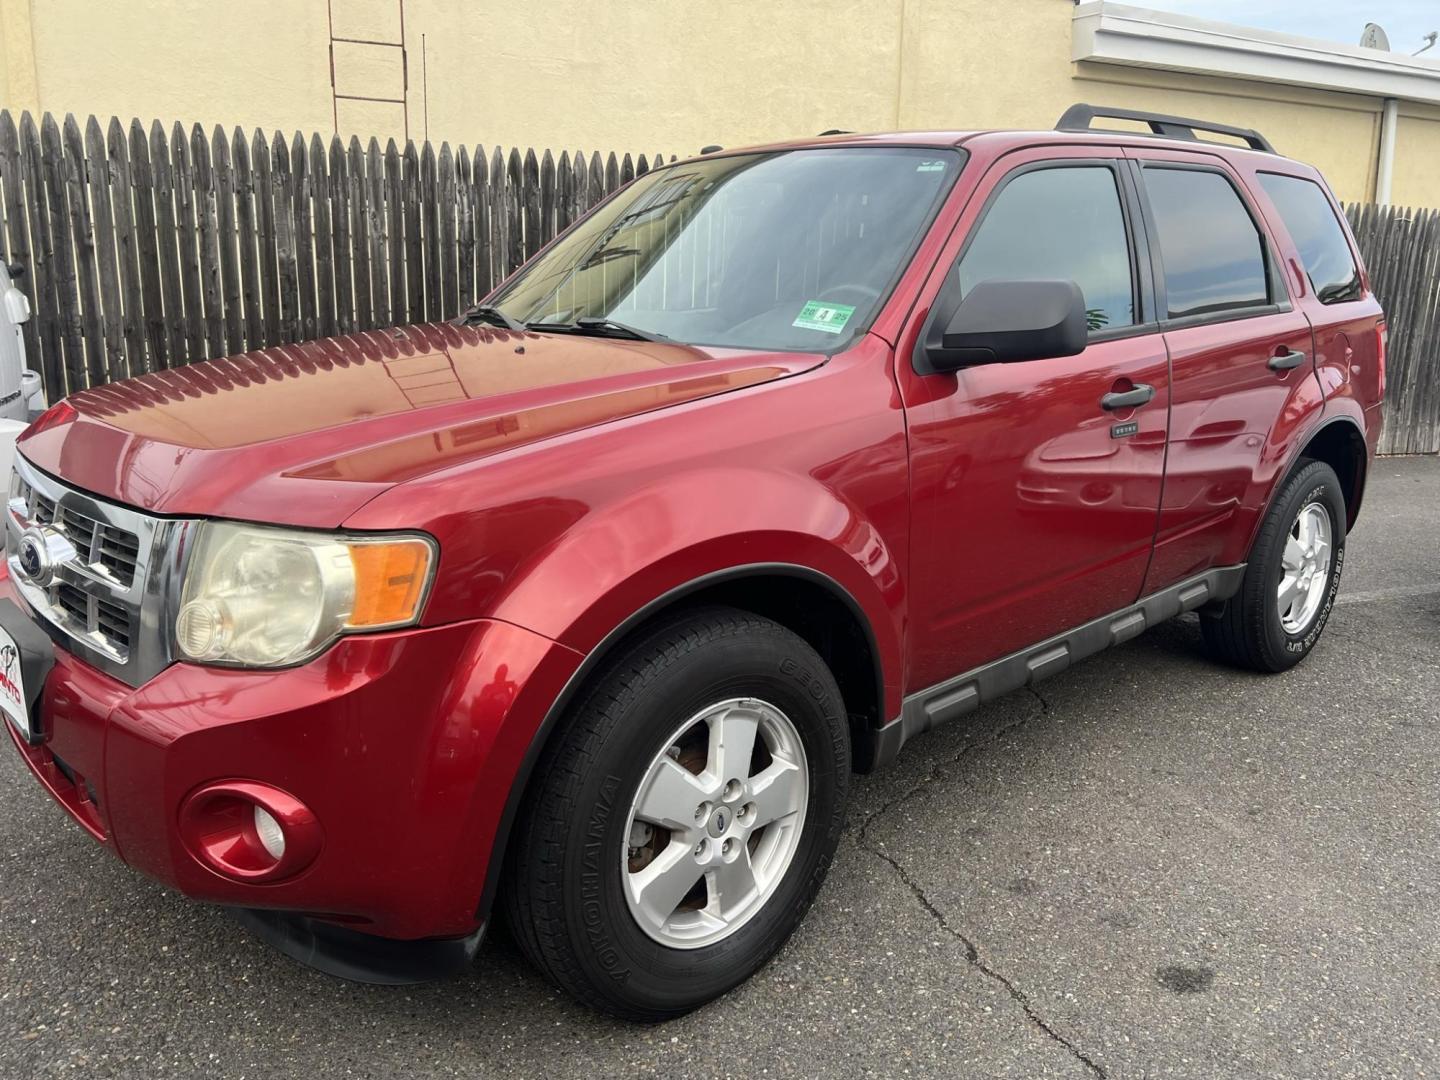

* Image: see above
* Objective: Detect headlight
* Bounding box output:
[173,522,436,668]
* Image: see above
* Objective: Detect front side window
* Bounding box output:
[957,165,1135,332]
[492,148,961,351]
[1142,167,1270,319]
[1257,173,1362,305]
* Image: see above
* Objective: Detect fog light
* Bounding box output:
[179,780,322,883]
[253,805,286,860]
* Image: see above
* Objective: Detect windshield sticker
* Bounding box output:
[916,160,948,173]
[793,301,856,334]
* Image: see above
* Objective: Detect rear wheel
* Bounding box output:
[503,606,849,1020]
[1201,459,1346,672]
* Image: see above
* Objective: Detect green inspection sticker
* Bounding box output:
[792,300,856,334]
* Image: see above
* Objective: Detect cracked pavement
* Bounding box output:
[1,457,1437,1078]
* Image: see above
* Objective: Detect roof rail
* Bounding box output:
[1056,103,1276,155]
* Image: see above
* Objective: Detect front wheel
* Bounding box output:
[503,606,850,1020]
[1201,459,1346,672]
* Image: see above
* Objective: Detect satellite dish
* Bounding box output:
[1360,23,1391,50]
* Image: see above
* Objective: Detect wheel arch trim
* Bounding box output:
[1251,413,1368,558]
[474,562,886,921]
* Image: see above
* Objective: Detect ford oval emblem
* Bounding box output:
[16,527,54,587]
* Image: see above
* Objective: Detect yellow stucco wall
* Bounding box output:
[1393,107,1440,210]
[0,0,1433,207]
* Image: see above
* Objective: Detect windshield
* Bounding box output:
[491,147,962,351]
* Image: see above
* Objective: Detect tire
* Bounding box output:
[503,606,850,1021]
[1200,459,1346,673]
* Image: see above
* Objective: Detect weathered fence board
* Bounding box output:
[85,118,124,382]
[62,116,104,388]
[365,137,387,328]
[0,109,1434,456]
[309,134,335,340]
[402,140,423,325]
[332,136,355,336]
[213,127,242,357]
[383,139,404,328]
[171,122,204,365]
[272,134,299,346]
[233,129,263,352]
[438,142,457,320]
[291,131,316,343]
[1345,202,1440,454]
[252,128,279,351]
[20,117,60,395]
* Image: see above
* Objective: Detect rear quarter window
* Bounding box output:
[1257,173,1362,305]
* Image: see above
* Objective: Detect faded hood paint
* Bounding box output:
[17,323,821,528]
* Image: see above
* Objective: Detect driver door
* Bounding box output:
[897,149,1171,692]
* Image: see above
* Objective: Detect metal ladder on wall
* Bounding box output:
[326,0,409,140]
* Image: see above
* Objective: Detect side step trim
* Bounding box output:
[872,564,1245,769]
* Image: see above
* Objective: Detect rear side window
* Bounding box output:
[958,165,1134,332]
[1142,167,1270,319]
[1257,173,1362,304]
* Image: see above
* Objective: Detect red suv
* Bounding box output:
[1,106,1383,1018]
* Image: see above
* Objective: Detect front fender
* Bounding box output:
[484,466,903,690]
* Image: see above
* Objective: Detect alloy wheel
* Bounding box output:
[621,697,809,949]
[1277,500,1333,634]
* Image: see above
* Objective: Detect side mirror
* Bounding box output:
[919,279,1088,373]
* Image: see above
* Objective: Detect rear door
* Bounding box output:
[898,148,1170,691]
[1249,169,1385,414]
[1126,148,1321,593]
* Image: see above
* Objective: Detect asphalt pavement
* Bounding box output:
[2,456,1437,1079]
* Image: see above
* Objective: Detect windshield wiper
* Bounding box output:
[528,316,672,343]
[458,304,527,332]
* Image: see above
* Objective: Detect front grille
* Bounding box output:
[95,597,132,650]
[53,581,134,653]
[97,530,141,585]
[54,580,89,624]
[6,456,189,687]
[16,477,140,587]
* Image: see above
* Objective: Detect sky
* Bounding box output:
[1150,1,1439,52]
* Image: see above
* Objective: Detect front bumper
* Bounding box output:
[3,573,581,941]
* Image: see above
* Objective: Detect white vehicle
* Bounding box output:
[0,261,43,476]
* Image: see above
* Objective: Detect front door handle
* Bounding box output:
[1269,349,1306,371]
[1100,383,1155,411]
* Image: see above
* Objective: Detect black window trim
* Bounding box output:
[1130,159,1294,331]
[911,156,1161,374]
[1254,169,1364,308]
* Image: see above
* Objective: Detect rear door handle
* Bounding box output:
[1269,349,1306,371]
[1100,383,1155,411]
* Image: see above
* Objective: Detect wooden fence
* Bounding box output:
[0,110,665,401]
[1345,203,1440,455]
[0,111,1436,455]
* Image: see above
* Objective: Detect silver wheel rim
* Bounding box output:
[1278,500,1333,634]
[621,697,809,950]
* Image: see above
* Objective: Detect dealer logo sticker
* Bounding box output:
[0,640,24,736]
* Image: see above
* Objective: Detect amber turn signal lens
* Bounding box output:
[346,538,434,628]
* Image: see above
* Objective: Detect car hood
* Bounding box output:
[18,323,821,527]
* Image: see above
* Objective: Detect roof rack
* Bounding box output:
[1056,103,1276,155]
